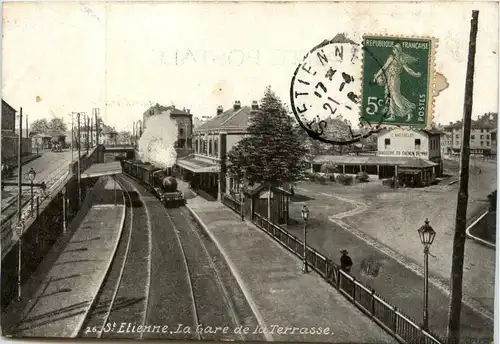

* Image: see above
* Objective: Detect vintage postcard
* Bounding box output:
[1,2,498,344]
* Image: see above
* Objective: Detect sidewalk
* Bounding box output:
[2,177,126,338]
[186,196,397,343]
[287,186,494,341]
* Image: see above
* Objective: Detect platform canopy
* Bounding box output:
[177,155,220,173]
[81,161,122,179]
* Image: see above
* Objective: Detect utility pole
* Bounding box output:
[447,10,479,344]
[86,114,90,154]
[25,114,28,141]
[71,113,74,160]
[77,113,82,206]
[17,108,23,223]
[90,115,94,147]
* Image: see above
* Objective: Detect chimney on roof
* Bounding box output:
[251,100,259,111]
[233,100,241,110]
[217,105,223,116]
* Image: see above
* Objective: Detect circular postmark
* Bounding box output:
[290,34,389,145]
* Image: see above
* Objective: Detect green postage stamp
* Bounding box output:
[361,35,436,128]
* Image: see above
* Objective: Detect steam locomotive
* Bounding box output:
[121,159,185,207]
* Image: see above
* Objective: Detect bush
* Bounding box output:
[336,174,353,185]
[356,171,369,183]
[317,175,327,184]
[328,175,336,182]
[382,178,395,188]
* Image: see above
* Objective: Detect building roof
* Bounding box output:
[145,104,192,117]
[2,99,16,113]
[312,155,438,168]
[196,106,253,132]
[81,161,122,179]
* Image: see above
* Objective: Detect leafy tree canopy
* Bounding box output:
[227,86,308,186]
[31,117,67,134]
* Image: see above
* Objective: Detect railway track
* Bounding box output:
[163,207,244,342]
[78,173,263,341]
[78,175,151,339]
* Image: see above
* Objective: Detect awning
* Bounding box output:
[397,168,422,175]
[81,162,122,179]
[176,157,220,173]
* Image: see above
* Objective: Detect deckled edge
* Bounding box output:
[359,33,439,132]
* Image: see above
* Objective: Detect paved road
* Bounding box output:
[286,184,494,341]
[80,174,262,341]
[2,150,74,216]
[1,150,76,258]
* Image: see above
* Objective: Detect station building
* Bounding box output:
[311,128,444,186]
[142,103,193,154]
[176,100,292,224]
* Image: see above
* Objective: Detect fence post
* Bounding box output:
[36,197,40,245]
[371,289,376,315]
[393,307,398,332]
[352,277,356,301]
[336,269,341,290]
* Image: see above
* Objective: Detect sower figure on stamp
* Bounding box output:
[340,249,353,273]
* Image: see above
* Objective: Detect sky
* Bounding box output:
[2,1,499,132]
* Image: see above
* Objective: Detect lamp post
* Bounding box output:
[301,205,310,273]
[239,182,244,221]
[417,218,436,331]
[24,168,36,214]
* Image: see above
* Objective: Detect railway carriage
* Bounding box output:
[121,159,185,207]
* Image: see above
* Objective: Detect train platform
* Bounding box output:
[185,196,397,343]
[2,177,126,338]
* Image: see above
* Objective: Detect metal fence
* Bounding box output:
[221,193,241,215]
[251,212,444,344]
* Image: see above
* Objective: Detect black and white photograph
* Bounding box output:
[1,2,498,344]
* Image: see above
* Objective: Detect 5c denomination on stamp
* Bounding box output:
[361,35,436,128]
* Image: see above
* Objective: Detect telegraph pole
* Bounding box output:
[18,108,23,222]
[25,114,28,141]
[447,10,479,344]
[90,115,94,147]
[17,107,23,301]
[71,113,74,160]
[77,113,82,206]
[95,110,99,145]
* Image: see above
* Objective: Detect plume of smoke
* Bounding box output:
[138,115,178,168]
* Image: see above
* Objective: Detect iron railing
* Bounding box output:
[251,212,444,344]
[221,193,241,215]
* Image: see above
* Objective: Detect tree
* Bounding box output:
[227,86,308,186]
[49,117,67,132]
[118,131,132,145]
[31,118,50,134]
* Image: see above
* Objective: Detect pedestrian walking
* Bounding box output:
[340,249,353,273]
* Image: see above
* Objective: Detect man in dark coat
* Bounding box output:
[340,249,353,273]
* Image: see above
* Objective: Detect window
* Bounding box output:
[208,138,212,155]
[195,138,198,153]
[487,141,490,146]
[481,141,484,146]
[471,135,475,140]
[384,138,390,148]
[415,138,421,149]
[486,134,490,139]
[179,128,184,135]
[480,135,484,139]
[456,134,459,138]
[481,129,484,133]
[214,138,218,157]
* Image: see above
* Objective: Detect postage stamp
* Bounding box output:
[361,35,437,129]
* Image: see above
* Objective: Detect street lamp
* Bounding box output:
[301,205,310,273]
[417,218,436,331]
[239,181,244,221]
[24,168,36,214]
